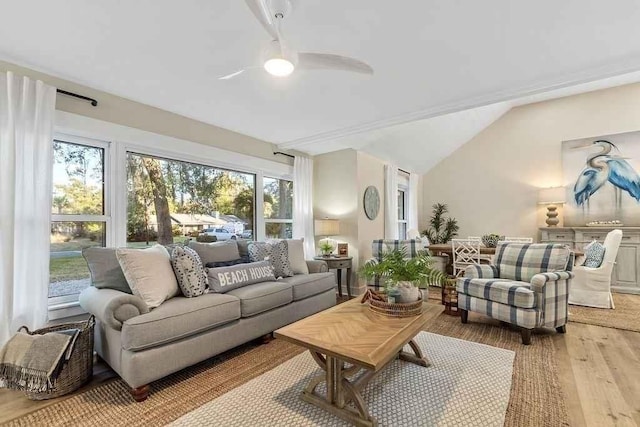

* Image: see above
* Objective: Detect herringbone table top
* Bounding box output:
[275,298,442,371]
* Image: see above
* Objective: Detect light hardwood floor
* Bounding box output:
[1,300,639,426]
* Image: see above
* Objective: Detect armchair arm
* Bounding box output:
[79,286,149,331]
[463,264,499,279]
[306,260,329,273]
[530,271,575,293]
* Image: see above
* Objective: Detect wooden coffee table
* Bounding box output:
[274,298,443,427]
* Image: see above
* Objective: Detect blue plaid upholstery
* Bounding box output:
[458,278,535,308]
[458,243,574,334]
[368,240,422,288]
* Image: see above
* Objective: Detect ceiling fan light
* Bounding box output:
[264,58,294,77]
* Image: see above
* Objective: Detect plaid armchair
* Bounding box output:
[367,239,424,289]
[457,243,574,345]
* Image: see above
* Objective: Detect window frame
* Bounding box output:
[397,171,410,240]
[263,176,294,240]
[49,134,115,315]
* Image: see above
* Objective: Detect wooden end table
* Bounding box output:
[314,256,352,298]
[275,299,443,427]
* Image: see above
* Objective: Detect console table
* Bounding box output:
[540,227,640,295]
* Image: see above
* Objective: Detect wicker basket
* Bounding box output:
[368,296,424,318]
[19,315,95,400]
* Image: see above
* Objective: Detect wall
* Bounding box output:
[421,82,640,240]
[314,149,387,295]
[0,60,291,165]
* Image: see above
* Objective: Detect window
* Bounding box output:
[263,177,293,239]
[126,153,255,246]
[50,138,109,300]
[398,188,407,239]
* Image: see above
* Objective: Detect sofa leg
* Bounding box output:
[260,332,274,344]
[521,329,532,345]
[460,309,468,324]
[556,325,567,334]
[130,384,150,402]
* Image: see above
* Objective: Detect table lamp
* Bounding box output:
[315,218,340,256]
[538,187,566,227]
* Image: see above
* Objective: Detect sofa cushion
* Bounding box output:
[170,246,208,298]
[493,243,571,282]
[188,240,240,265]
[458,278,536,309]
[226,281,292,317]
[121,293,240,351]
[280,272,335,301]
[116,245,180,309]
[207,261,276,293]
[83,247,132,294]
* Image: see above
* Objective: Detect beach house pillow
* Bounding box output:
[116,245,180,309]
[187,240,240,265]
[82,247,132,294]
[170,246,208,298]
[207,261,276,293]
[584,241,606,268]
[248,240,294,278]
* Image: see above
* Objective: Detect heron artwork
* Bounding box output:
[573,140,640,208]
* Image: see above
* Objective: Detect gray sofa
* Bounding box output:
[79,259,335,401]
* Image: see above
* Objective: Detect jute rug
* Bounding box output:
[569,293,640,332]
[171,332,514,426]
[4,312,568,427]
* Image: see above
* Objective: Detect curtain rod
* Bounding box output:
[273,151,295,159]
[56,89,98,107]
[399,168,410,175]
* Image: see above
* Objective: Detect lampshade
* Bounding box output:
[315,218,340,236]
[537,187,566,205]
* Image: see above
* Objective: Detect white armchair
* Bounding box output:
[568,229,623,308]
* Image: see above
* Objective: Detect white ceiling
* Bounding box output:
[2,1,640,171]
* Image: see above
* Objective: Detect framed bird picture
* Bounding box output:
[562,130,640,226]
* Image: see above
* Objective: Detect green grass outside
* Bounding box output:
[50,238,102,252]
[50,256,90,282]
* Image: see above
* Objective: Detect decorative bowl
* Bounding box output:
[481,234,503,248]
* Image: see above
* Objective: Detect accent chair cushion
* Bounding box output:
[584,241,606,268]
[457,277,536,309]
[116,245,180,309]
[493,243,571,282]
[170,246,208,298]
[226,281,293,317]
[207,261,276,293]
[83,247,132,294]
[188,240,240,265]
[121,293,240,351]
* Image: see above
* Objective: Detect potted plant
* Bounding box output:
[423,203,459,244]
[319,240,335,257]
[360,248,447,303]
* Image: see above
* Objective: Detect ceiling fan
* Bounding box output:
[219,0,374,80]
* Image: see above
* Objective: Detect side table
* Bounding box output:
[314,256,353,298]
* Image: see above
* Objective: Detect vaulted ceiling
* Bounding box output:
[2,1,640,172]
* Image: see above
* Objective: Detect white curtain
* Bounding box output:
[408,172,419,233]
[384,163,399,239]
[0,72,56,346]
[293,156,316,258]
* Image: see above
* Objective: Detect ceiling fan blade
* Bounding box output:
[244,0,279,40]
[298,53,374,75]
[218,69,246,80]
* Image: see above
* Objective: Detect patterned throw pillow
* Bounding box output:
[207,261,276,293]
[584,241,606,268]
[170,246,208,297]
[248,241,294,278]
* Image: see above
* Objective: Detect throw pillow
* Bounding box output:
[284,239,309,275]
[188,240,240,265]
[207,261,276,293]
[82,247,132,294]
[170,246,208,298]
[248,240,294,278]
[116,245,180,309]
[584,241,606,268]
